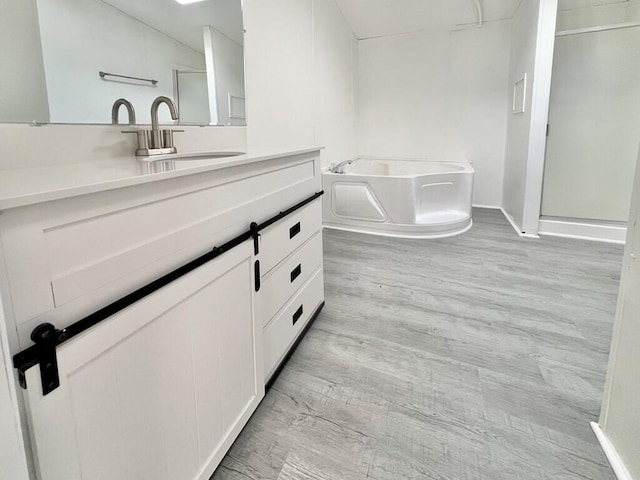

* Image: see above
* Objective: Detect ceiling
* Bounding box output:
[335,0,523,39]
[98,0,628,51]
[100,0,243,53]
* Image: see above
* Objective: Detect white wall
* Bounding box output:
[244,0,358,168]
[599,145,640,479]
[37,0,205,124]
[502,0,541,231]
[502,0,557,234]
[313,0,359,168]
[0,0,49,123]
[448,23,512,208]
[358,30,451,159]
[244,0,315,149]
[356,21,512,207]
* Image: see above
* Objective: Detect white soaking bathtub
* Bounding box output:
[322,158,474,238]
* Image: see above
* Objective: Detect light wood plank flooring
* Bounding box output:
[212,208,623,480]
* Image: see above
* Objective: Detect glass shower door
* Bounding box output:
[541,26,640,223]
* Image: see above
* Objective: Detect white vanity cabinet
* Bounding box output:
[0,148,324,480]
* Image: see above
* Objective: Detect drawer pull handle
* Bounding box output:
[292,305,304,325]
[289,222,301,239]
[290,264,302,283]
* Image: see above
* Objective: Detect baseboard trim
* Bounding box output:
[498,208,540,239]
[590,422,633,480]
[472,204,501,210]
[539,218,626,244]
[500,208,523,236]
[322,221,473,240]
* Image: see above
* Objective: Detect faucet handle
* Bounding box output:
[122,129,150,152]
[161,129,184,149]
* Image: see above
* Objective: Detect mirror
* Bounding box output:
[0,0,245,126]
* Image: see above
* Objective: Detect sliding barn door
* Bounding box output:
[23,243,263,480]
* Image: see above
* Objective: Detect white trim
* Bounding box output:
[323,221,473,240]
[512,74,527,115]
[471,205,544,238]
[472,204,501,210]
[557,22,640,37]
[499,208,540,238]
[501,208,523,235]
[202,26,219,125]
[228,93,246,120]
[590,422,633,480]
[539,218,626,244]
[521,0,558,236]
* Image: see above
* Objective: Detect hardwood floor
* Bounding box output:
[211,208,623,480]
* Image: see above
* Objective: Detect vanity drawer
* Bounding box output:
[261,232,322,325]
[264,268,324,380]
[259,198,322,275]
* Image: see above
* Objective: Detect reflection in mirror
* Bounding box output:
[0,0,245,126]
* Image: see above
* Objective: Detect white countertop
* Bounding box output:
[0,146,322,210]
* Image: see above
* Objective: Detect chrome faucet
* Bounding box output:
[111,98,136,125]
[330,159,354,174]
[121,96,183,156]
[150,96,179,150]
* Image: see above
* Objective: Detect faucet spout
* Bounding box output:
[330,159,355,174]
[150,96,178,134]
[111,98,136,125]
[149,96,179,149]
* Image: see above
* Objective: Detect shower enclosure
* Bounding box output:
[540,16,640,242]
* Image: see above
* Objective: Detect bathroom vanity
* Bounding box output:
[0,147,324,480]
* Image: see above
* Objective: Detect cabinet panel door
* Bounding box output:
[23,242,263,480]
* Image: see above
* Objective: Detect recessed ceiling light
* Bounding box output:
[174,0,206,5]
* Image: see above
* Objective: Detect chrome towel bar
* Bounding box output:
[99,71,158,86]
